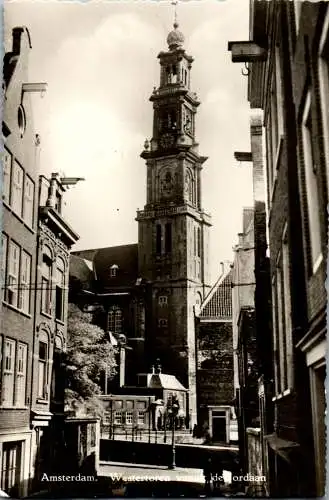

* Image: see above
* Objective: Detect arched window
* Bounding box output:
[55,257,65,321]
[41,246,52,315]
[108,306,123,334]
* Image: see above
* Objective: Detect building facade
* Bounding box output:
[1,27,81,496]
[30,174,79,487]
[229,0,327,496]
[1,27,45,497]
[196,265,236,444]
[137,21,211,426]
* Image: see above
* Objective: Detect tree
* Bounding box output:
[64,303,117,417]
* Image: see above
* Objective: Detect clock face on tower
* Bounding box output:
[160,133,175,149]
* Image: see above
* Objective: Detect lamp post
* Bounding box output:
[168,395,180,469]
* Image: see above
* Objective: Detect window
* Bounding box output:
[137,411,145,425]
[276,256,288,392]
[158,295,168,306]
[158,319,168,327]
[41,247,52,315]
[125,411,133,425]
[7,241,20,307]
[266,47,284,197]
[1,441,22,496]
[11,161,23,216]
[114,411,122,425]
[108,306,123,334]
[19,251,31,314]
[52,336,64,402]
[55,257,65,321]
[2,234,8,301]
[23,176,34,227]
[271,279,280,395]
[165,223,172,253]
[272,227,293,395]
[16,343,27,406]
[110,264,118,277]
[318,13,329,202]
[38,335,48,399]
[2,339,15,406]
[302,92,323,273]
[156,224,162,254]
[3,148,12,204]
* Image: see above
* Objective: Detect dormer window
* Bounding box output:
[110,264,119,277]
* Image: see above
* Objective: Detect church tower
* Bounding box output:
[136,20,211,426]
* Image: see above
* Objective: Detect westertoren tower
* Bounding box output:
[136,20,211,426]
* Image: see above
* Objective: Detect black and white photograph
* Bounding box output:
[0,0,327,497]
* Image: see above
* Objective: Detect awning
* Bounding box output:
[265,433,300,462]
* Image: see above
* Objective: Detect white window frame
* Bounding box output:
[19,251,31,314]
[2,338,16,407]
[11,160,23,217]
[125,411,133,425]
[318,7,329,197]
[3,148,12,205]
[7,241,20,308]
[23,175,34,228]
[114,411,122,425]
[110,264,118,277]
[137,410,145,425]
[302,91,323,274]
[16,343,27,407]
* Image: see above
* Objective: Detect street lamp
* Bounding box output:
[167,395,180,469]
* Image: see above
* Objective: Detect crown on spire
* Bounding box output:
[167,1,185,50]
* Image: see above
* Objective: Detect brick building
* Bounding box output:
[30,174,79,487]
[229,0,327,496]
[1,27,80,495]
[195,265,236,444]
[232,117,273,495]
[1,27,46,497]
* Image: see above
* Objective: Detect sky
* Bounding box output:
[4,0,254,284]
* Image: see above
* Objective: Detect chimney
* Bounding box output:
[238,233,244,247]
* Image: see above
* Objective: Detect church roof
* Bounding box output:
[72,244,139,290]
[69,254,94,287]
[199,267,233,320]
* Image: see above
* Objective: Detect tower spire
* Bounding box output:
[171,0,178,28]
